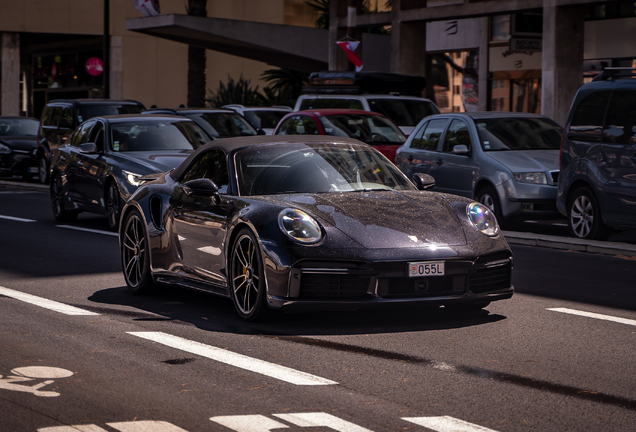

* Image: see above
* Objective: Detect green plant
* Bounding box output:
[206,75,264,107]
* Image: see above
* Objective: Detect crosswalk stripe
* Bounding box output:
[547,307,636,327]
[57,225,118,236]
[128,331,338,386]
[0,214,36,222]
[403,416,499,432]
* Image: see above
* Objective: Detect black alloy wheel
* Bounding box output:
[106,182,122,231]
[50,175,78,222]
[476,185,507,229]
[38,154,49,185]
[230,228,267,321]
[122,209,155,294]
[568,187,611,240]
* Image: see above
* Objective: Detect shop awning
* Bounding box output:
[125,14,329,72]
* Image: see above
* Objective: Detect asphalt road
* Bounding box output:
[1,182,635,432]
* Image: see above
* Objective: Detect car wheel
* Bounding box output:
[50,176,78,222]
[229,228,268,321]
[122,209,155,294]
[568,187,611,240]
[476,186,507,229]
[106,181,122,231]
[38,154,49,185]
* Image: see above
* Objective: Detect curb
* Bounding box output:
[0,179,49,192]
[502,230,636,258]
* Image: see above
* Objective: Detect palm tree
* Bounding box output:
[187,0,207,107]
[260,68,309,103]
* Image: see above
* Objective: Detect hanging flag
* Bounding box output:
[337,40,363,72]
[133,0,161,17]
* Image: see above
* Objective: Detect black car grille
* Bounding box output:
[469,262,512,293]
[299,273,372,299]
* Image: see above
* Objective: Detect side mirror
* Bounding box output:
[257,128,266,135]
[57,118,71,129]
[184,178,220,198]
[452,144,469,155]
[79,142,99,154]
[412,173,435,190]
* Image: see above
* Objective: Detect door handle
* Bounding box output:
[436,159,443,166]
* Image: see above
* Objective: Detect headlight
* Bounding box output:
[467,202,498,236]
[123,170,145,186]
[0,143,11,154]
[278,208,323,244]
[514,172,547,184]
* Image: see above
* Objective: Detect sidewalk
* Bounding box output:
[2,179,636,258]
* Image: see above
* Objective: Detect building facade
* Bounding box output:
[0,0,316,118]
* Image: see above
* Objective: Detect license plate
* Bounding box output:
[409,261,445,277]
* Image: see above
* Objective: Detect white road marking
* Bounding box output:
[0,286,99,316]
[128,331,338,386]
[57,225,118,236]
[210,415,289,431]
[107,421,189,431]
[0,191,40,194]
[403,416,499,432]
[547,307,636,326]
[0,214,36,222]
[274,413,373,431]
[39,421,188,432]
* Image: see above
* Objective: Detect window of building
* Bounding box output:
[429,51,479,113]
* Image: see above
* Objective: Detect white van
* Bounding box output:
[294,72,440,136]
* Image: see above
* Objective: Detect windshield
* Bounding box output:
[0,118,39,136]
[244,110,289,129]
[110,120,208,152]
[78,105,143,123]
[367,99,440,127]
[476,117,563,151]
[236,143,414,196]
[319,114,406,144]
[188,112,258,138]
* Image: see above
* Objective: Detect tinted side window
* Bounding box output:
[603,91,636,145]
[442,119,471,153]
[181,150,229,194]
[275,116,318,135]
[49,107,63,127]
[569,91,611,142]
[77,121,96,146]
[89,122,105,152]
[416,119,448,151]
[62,107,73,127]
[409,122,427,149]
[41,107,53,126]
[276,117,298,135]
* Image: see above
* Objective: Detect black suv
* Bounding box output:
[557,68,636,240]
[36,99,145,184]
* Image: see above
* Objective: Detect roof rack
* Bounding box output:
[303,71,426,96]
[592,67,636,82]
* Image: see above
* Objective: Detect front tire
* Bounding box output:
[122,209,155,294]
[106,181,122,231]
[50,175,78,222]
[568,187,611,240]
[38,154,49,185]
[476,185,507,229]
[229,228,268,321]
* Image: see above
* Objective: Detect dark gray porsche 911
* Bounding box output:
[119,135,513,321]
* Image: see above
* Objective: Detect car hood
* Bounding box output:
[267,190,467,248]
[0,136,37,151]
[485,149,559,173]
[113,150,193,173]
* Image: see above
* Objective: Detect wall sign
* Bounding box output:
[85,57,104,77]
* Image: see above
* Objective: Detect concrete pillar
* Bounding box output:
[542,2,586,126]
[1,32,20,116]
[477,17,489,111]
[390,0,426,78]
[110,36,123,100]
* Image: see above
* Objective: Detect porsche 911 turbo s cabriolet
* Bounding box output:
[119,135,513,321]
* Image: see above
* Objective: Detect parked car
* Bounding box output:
[295,71,440,136]
[222,104,292,134]
[557,68,636,240]
[143,107,259,138]
[0,116,40,181]
[37,99,146,184]
[395,112,563,226]
[273,109,406,161]
[119,135,513,321]
[50,114,209,231]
